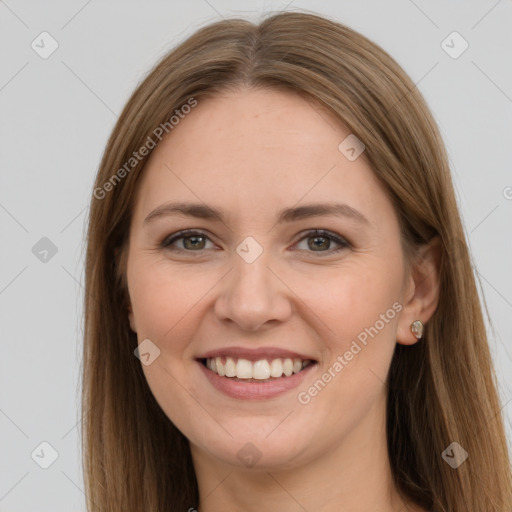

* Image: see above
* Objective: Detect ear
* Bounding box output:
[128,304,137,333]
[114,246,137,334]
[396,236,442,346]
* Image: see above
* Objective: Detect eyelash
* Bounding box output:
[160,229,351,256]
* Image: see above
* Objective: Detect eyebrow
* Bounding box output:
[143,201,370,226]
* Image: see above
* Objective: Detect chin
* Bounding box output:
[190,421,313,471]
[214,442,307,472]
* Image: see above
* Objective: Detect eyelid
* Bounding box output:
[161,229,217,251]
[291,229,351,254]
[161,228,351,254]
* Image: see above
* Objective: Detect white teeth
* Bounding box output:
[283,358,293,376]
[252,360,271,379]
[205,356,313,379]
[224,357,236,377]
[215,356,225,376]
[235,358,253,379]
[270,359,283,377]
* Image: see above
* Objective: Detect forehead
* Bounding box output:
[131,88,394,229]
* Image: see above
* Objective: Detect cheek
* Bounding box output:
[294,260,401,400]
[128,257,211,348]
[296,258,403,353]
[291,262,401,432]
[127,259,214,434]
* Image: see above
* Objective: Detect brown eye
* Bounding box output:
[294,230,350,255]
[182,234,206,250]
[161,230,214,252]
[161,229,350,256]
[308,235,330,251]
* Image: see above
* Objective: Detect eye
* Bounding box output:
[293,229,350,255]
[161,230,216,253]
[161,229,350,256]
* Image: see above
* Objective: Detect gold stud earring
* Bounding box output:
[410,320,424,339]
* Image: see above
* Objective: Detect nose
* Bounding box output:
[213,250,292,331]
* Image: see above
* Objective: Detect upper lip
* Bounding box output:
[196,346,317,362]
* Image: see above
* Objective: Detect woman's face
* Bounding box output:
[125,87,417,471]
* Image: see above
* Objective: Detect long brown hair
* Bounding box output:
[82,10,512,511]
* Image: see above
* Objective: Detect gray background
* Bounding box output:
[1,1,511,510]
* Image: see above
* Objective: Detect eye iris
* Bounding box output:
[309,236,330,251]
[183,235,205,250]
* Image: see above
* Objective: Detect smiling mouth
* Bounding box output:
[198,356,316,382]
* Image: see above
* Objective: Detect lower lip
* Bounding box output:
[197,360,317,400]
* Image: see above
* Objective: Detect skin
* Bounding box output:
[125,87,440,512]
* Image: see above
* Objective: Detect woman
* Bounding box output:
[82,10,512,512]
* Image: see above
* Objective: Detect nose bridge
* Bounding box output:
[214,242,290,330]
